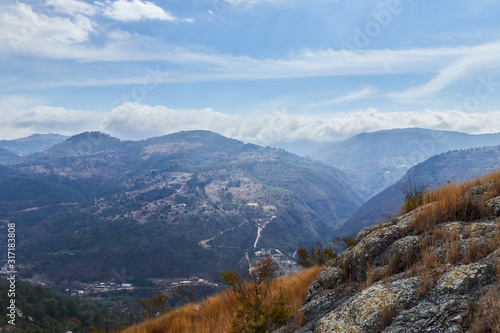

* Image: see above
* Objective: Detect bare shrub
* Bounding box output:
[469,286,500,333]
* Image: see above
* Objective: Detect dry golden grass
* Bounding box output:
[401,171,500,299]
[423,246,439,271]
[364,264,375,289]
[409,171,500,234]
[380,254,399,283]
[401,238,444,297]
[444,225,461,265]
[469,285,500,333]
[123,266,321,333]
[463,236,477,264]
[376,305,394,331]
[486,223,500,254]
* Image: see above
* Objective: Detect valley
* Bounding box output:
[0,128,499,332]
[0,131,361,287]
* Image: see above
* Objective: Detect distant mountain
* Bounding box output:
[5,130,362,285]
[269,140,329,157]
[312,128,500,200]
[0,133,68,156]
[338,145,500,236]
[0,148,19,164]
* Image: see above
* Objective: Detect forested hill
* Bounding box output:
[2,130,362,285]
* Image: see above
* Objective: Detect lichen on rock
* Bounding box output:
[284,177,500,333]
[436,262,493,293]
[316,278,420,333]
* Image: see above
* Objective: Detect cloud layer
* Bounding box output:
[3,102,500,144]
[1,1,499,105]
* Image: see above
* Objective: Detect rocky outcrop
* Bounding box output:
[316,277,420,333]
[466,179,500,200]
[486,195,500,216]
[288,179,500,333]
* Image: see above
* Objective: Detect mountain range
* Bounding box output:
[310,128,500,199]
[339,145,500,236]
[2,128,500,288]
[0,133,68,157]
[1,131,362,285]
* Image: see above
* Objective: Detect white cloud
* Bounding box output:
[331,88,377,103]
[223,0,292,7]
[12,106,102,135]
[21,46,459,85]
[0,2,95,54]
[46,0,97,16]
[390,42,500,101]
[302,88,377,109]
[17,39,495,90]
[0,1,192,58]
[6,102,500,144]
[100,103,239,139]
[1,2,499,105]
[103,0,185,22]
[1,1,498,98]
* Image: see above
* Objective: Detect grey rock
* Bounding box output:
[286,180,500,333]
[466,179,500,200]
[316,277,420,333]
[435,261,496,294]
[485,195,500,216]
[305,266,345,302]
[337,210,416,280]
[384,296,471,333]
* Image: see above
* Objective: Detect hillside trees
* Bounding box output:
[297,236,356,267]
[140,294,172,319]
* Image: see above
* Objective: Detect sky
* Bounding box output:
[1,0,500,144]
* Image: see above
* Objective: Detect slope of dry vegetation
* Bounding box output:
[348,171,500,286]
[403,171,500,229]
[125,171,500,333]
[123,266,321,333]
[306,170,500,332]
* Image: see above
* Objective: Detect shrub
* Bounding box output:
[297,236,355,268]
[222,256,291,333]
[141,294,172,319]
[297,241,336,268]
[400,175,428,214]
[469,286,500,333]
[123,266,321,333]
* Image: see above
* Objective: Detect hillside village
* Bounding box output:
[124,171,500,333]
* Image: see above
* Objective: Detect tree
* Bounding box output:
[175,285,198,306]
[140,294,172,319]
[297,236,356,268]
[222,256,290,333]
[296,241,336,267]
[400,174,428,213]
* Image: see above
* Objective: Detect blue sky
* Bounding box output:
[1,0,500,143]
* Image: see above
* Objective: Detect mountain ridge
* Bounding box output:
[312,128,500,199]
[0,133,68,157]
[339,145,500,236]
[3,130,362,285]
